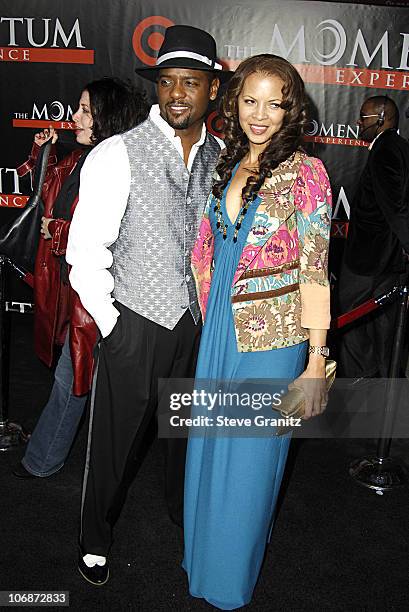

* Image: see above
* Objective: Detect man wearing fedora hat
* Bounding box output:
[67,25,230,585]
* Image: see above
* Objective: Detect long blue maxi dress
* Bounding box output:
[183,172,307,610]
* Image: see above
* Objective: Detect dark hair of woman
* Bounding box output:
[85,77,149,144]
[213,54,307,203]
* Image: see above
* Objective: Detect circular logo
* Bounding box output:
[304,119,319,137]
[312,19,346,66]
[206,111,224,139]
[49,101,65,121]
[132,16,174,66]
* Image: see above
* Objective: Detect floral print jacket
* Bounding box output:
[191,152,332,352]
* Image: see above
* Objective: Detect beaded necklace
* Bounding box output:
[214,161,257,243]
[213,197,252,242]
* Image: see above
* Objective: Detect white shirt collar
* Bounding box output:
[149,104,207,170]
[368,130,385,150]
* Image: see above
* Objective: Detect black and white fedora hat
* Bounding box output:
[135,24,232,83]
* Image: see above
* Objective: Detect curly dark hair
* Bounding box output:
[84,77,149,144]
[213,54,307,203]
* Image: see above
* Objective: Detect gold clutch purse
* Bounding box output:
[278,359,337,419]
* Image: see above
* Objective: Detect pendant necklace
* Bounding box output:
[214,160,258,242]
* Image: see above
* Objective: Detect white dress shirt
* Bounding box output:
[66,105,221,338]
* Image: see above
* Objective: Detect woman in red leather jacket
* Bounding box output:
[13,78,148,478]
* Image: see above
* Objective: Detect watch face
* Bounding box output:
[322,347,329,357]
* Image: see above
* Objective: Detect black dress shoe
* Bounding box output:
[12,463,38,479]
[78,553,109,586]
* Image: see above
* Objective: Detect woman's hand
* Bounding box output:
[292,355,327,420]
[34,126,58,147]
[41,216,52,240]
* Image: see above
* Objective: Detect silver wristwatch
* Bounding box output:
[308,345,329,357]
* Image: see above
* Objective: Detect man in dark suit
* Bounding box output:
[338,95,409,378]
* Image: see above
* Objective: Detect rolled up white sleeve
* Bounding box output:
[66,135,131,338]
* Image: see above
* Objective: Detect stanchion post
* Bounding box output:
[0,255,29,450]
[0,254,10,423]
[349,283,409,493]
[377,286,408,458]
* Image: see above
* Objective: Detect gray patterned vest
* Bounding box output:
[110,117,220,330]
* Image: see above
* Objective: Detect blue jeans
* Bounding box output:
[22,334,88,476]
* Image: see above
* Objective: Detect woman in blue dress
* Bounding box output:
[184,54,333,609]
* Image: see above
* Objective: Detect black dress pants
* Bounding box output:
[80,303,201,556]
[337,262,401,378]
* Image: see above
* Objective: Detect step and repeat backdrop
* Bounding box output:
[0,0,408,300]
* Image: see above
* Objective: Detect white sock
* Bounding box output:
[83,554,106,567]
